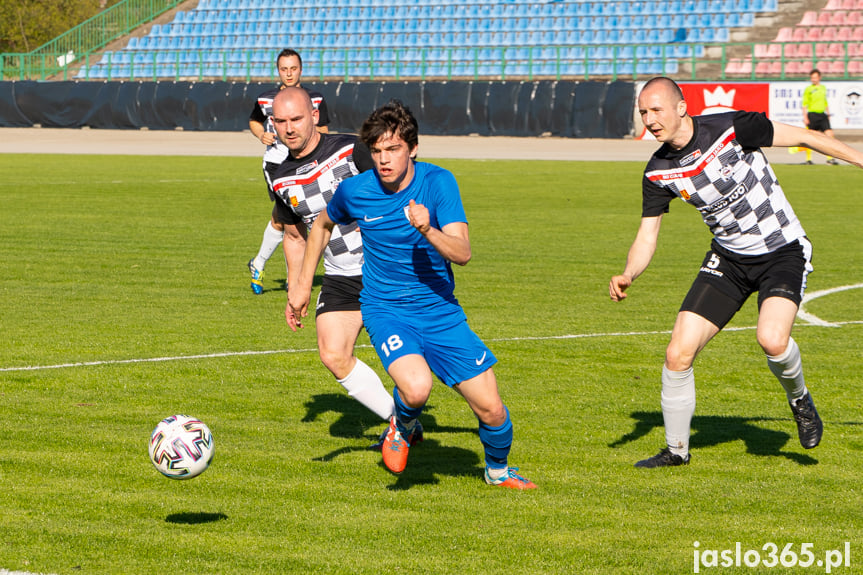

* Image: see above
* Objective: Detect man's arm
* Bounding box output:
[282,222,307,297]
[609,215,663,302]
[772,121,863,167]
[286,210,334,330]
[407,199,471,266]
[249,119,276,146]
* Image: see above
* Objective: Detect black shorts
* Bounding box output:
[807,112,831,132]
[315,275,362,317]
[680,238,813,329]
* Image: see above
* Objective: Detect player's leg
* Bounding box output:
[638,250,746,468]
[645,310,720,466]
[824,127,839,163]
[249,162,287,292]
[382,354,434,473]
[757,240,821,448]
[316,309,394,421]
[249,212,284,294]
[453,368,536,489]
[364,309,429,473]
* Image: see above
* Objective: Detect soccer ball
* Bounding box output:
[148,415,214,480]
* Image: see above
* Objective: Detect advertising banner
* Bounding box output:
[769,81,863,129]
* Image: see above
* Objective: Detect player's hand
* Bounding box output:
[286,291,310,332]
[260,132,276,146]
[285,304,303,331]
[609,275,632,302]
[407,199,430,234]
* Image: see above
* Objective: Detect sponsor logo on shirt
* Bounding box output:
[680,149,702,166]
[296,160,318,175]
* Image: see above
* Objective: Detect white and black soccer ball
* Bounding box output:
[148,415,214,480]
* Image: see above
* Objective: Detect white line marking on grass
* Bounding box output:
[2,322,862,374]
[0,283,859,373]
[0,348,319,373]
[797,283,863,327]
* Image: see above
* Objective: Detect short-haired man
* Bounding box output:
[270,87,400,436]
[289,100,536,489]
[247,49,331,294]
[801,68,840,165]
[610,77,863,468]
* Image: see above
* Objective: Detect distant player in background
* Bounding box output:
[610,77,863,468]
[799,68,840,165]
[247,48,331,294]
[271,87,402,437]
[289,100,536,489]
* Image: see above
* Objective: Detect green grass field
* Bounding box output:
[0,153,861,574]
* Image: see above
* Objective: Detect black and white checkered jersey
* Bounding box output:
[249,86,330,165]
[271,133,373,277]
[642,111,807,256]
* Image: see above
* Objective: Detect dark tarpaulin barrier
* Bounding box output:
[0,82,37,127]
[0,80,635,138]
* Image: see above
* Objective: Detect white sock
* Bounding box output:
[337,359,395,421]
[253,221,284,271]
[767,337,807,402]
[661,366,696,458]
[486,466,508,480]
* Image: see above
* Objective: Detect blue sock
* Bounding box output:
[478,406,513,469]
[393,387,424,434]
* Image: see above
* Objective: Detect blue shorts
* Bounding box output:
[363,307,497,387]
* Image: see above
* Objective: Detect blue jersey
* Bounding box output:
[326,161,467,317]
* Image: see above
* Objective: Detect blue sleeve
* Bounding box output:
[431,169,467,227]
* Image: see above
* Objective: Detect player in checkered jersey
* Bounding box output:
[610,77,863,468]
[247,49,331,295]
[269,87,408,442]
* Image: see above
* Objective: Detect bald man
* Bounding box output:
[610,77,863,468]
[269,88,414,445]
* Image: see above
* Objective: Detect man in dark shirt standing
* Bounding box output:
[609,77,863,468]
[247,49,331,294]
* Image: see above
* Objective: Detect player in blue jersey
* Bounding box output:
[610,77,863,468]
[288,100,536,489]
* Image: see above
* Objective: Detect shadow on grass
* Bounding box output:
[165,512,229,524]
[610,411,819,465]
[303,393,483,489]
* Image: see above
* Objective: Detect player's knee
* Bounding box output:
[318,349,353,379]
[665,343,696,372]
[397,383,432,408]
[757,330,790,357]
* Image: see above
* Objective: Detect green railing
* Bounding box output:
[5,41,863,83]
[0,0,183,81]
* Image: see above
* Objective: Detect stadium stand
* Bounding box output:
[75,0,776,80]
[727,0,863,77]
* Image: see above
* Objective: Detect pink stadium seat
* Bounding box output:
[806,27,824,40]
[837,26,853,40]
[820,27,838,40]
[849,60,863,73]
[724,59,743,74]
[854,26,863,39]
[800,11,818,25]
[754,43,782,58]
[775,27,793,41]
[824,0,843,9]
[816,11,833,25]
[849,42,863,55]
[848,11,863,25]
[831,10,849,24]
[795,43,814,58]
[792,27,809,41]
[830,42,850,56]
